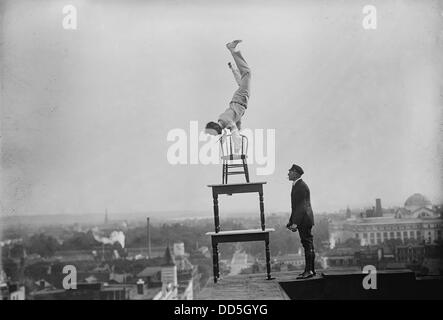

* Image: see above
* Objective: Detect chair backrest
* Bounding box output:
[219,134,248,157]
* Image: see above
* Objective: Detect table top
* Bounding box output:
[207,182,267,187]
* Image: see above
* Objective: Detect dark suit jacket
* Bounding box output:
[290,179,314,227]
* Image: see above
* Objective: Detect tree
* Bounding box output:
[2,258,19,281]
[341,238,361,249]
[61,231,100,250]
[25,234,61,257]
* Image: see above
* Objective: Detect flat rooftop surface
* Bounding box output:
[197,271,308,300]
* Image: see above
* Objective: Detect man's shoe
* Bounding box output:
[296,271,314,280]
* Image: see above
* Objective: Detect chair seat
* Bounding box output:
[221,154,247,160]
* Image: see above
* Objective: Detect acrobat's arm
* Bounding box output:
[230,127,242,154]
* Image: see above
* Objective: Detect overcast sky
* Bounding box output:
[1,0,442,218]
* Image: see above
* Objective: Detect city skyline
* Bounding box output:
[1,193,441,222]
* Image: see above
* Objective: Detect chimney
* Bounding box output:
[375,198,382,217]
[136,279,145,295]
[39,280,45,290]
[147,217,152,259]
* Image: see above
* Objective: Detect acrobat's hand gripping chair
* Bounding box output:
[219,134,250,184]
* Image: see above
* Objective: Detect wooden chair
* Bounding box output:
[219,134,250,184]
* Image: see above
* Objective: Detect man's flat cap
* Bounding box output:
[289,164,304,175]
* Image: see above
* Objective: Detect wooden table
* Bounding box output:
[207,182,267,233]
[206,228,275,283]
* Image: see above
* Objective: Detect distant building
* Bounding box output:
[127,279,164,300]
[323,246,396,270]
[404,193,432,212]
[160,245,178,299]
[34,279,56,291]
[29,282,128,300]
[0,280,26,300]
[395,243,443,273]
[329,195,443,247]
[125,246,165,260]
[25,241,197,300]
[375,198,382,217]
[137,266,162,283]
[136,244,195,300]
[274,253,306,268]
[29,271,170,300]
[323,247,356,268]
[9,284,25,300]
[52,250,95,262]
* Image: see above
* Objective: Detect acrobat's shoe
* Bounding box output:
[226,40,242,51]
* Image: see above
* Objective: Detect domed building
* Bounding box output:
[404,193,432,211]
[328,196,442,248]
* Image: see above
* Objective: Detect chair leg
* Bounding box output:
[225,163,229,184]
[242,159,250,183]
[222,161,226,184]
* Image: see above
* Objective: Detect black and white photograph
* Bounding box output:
[1,0,443,307]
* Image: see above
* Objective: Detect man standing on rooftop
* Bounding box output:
[286,164,316,279]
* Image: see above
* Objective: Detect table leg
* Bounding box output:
[259,192,265,231]
[213,193,220,233]
[265,238,272,280]
[216,244,220,279]
[212,241,218,283]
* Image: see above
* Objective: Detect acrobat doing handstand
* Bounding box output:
[205,40,251,153]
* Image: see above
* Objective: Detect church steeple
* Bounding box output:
[160,243,178,298]
[162,245,176,267]
[346,206,351,219]
[104,208,109,224]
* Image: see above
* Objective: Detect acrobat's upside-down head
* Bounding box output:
[205,121,223,136]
